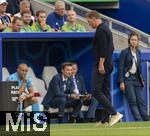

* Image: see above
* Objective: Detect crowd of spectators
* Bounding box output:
[0,0,87,32]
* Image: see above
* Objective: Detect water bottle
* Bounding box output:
[19,101,23,112]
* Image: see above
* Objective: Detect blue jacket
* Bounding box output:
[42,73,74,110]
[118,47,142,83]
[46,12,67,30]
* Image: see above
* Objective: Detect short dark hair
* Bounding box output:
[128,31,140,44]
[36,10,46,17]
[86,10,101,19]
[61,62,72,70]
[21,11,31,17]
[12,16,22,24]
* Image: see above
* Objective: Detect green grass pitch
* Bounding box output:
[50,122,150,136]
[1,121,150,136]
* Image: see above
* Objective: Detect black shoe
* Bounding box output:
[143,116,150,121]
[76,118,84,123]
[87,118,96,123]
[68,116,76,123]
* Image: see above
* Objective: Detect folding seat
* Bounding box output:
[42,66,58,90]
[2,67,10,81]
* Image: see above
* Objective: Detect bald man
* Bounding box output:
[61,10,86,32]
[7,63,39,111]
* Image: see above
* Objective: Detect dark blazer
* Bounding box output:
[42,73,74,110]
[118,47,142,83]
[74,74,87,94]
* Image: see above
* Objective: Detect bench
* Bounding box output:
[24,105,89,113]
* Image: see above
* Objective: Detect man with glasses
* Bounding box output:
[46,0,67,32]
[0,0,11,32]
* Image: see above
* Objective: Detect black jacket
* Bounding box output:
[118,47,142,83]
[93,23,114,73]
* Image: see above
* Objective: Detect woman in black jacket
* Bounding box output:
[118,32,149,121]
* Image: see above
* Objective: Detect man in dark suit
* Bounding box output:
[86,10,123,126]
[42,62,83,123]
[71,62,98,122]
[72,62,98,122]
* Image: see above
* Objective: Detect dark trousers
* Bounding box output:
[92,68,116,122]
[50,97,83,117]
[125,75,149,121]
[79,96,98,119]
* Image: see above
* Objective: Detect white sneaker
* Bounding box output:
[109,112,123,126]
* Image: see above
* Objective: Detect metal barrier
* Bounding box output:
[31,0,150,48]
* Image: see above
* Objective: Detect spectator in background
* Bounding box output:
[7,63,40,112]
[46,0,67,32]
[71,62,98,122]
[3,16,23,32]
[0,0,11,32]
[86,10,123,126]
[14,0,34,25]
[118,32,150,121]
[6,0,19,15]
[61,10,86,32]
[42,62,83,123]
[32,10,53,32]
[20,11,34,32]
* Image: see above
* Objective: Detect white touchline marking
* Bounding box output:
[50,126,150,132]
